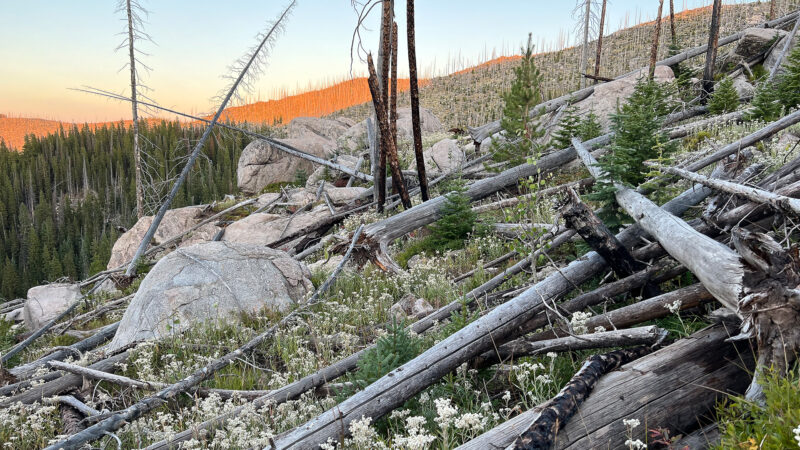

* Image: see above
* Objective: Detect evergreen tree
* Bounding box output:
[551,105,582,149]
[495,33,545,165]
[589,78,677,227]
[747,81,783,122]
[708,76,740,114]
[577,110,603,141]
[429,179,476,249]
[777,44,800,110]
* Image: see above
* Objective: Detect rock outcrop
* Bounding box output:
[765,32,798,78]
[223,205,332,247]
[23,283,81,331]
[389,293,434,321]
[108,242,312,351]
[237,136,335,194]
[106,206,218,270]
[422,139,466,175]
[337,107,444,151]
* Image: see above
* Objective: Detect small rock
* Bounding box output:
[735,28,787,60]
[308,255,345,273]
[390,293,435,321]
[305,155,361,188]
[23,284,81,331]
[732,74,755,99]
[95,278,121,296]
[406,254,424,269]
[2,307,23,322]
[422,139,466,175]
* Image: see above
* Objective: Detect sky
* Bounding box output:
[0,0,737,123]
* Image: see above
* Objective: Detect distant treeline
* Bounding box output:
[0,121,257,299]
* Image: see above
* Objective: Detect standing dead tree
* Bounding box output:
[669,0,676,45]
[407,0,429,201]
[388,21,412,209]
[593,0,608,82]
[123,1,296,277]
[649,0,665,79]
[117,0,150,219]
[703,0,723,97]
[575,0,599,89]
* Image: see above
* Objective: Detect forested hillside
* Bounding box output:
[0,122,254,298]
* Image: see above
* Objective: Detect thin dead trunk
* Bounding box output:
[593,0,607,82]
[669,0,676,45]
[388,21,412,209]
[649,0,665,79]
[407,0,429,201]
[703,0,723,96]
[580,0,592,89]
[770,0,776,20]
[125,0,144,218]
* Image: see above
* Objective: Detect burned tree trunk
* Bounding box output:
[388,21,412,209]
[559,187,659,297]
[669,0,677,45]
[703,0,723,97]
[406,0,429,201]
[593,0,607,83]
[512,346,655,450]
[375,0,393,212]
[649,0,665,79]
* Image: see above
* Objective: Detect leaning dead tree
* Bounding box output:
[573,137,800,400]
[703,0,723,97]
[593,0,608,82]
[123,1,296,277]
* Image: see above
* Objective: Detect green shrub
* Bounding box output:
[348,320,421,390]
[777,44,800,110]
[577,110,603,142]
[708,77,740,114]
[714,369,800,449]
[747,81,783,122]
[551,106,603,150]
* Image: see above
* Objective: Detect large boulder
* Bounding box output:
[573,66,675,131]
[734,28,787,60]
[223,205,332,248]
[305,154,361,188]
[765,33,799,78]
[422,139,466,175]
[107,205,219,270]
[107,242,312,351]
[287,117,355,141]
[237,136,336,194]
[23,283,81,331]
[732,74,755,100]
[337,107,444,152]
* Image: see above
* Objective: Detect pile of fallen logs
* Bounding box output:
[3,9,800,449]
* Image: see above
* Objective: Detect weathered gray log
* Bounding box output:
[459,324,754,450]
[512,345,656,450]
[0,351,129,407]
[472,178,594,214]
[574,137,800,399]
[268,177,716,448]
[673,423,720,450]
[485,326,666,368]
[653,162,800,216]
[9,321,120,379]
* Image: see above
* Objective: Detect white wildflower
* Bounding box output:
[665,300,682,315]
[623,418,641,429]
[433,398,458,429]
[594,326,607,333]
[625,439,647,450]
[794,424,800,447]
[454,412,487,432]
[570,311,593,334]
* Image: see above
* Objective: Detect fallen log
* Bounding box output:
[574,137,800,400]
[472,178,594,214]
[268,176,716,448]
[511,346,655,450]
[458,324,754,450]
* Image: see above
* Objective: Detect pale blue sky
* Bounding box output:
[0,0,733,121]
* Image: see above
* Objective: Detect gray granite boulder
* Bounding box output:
[237,136,336,194]
[23,283,81,331]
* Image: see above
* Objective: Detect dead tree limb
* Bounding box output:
[512,346,656,450]
[651,162,800,216]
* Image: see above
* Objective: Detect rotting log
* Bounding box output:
[267,178,717,448]
[574,137,800,400]
[512,346,656,450]
[458,324,754,450]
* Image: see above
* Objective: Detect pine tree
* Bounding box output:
[429,179,477,249]
[495,33,545,165]
[551,105,583,149]
[777,44,800,110]
[747,81,783,122]
[577,110,603,141]
[708,77,740,114]
[589,78,677,227]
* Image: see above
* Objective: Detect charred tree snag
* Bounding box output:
[593,0,608,83]
[406,0,429,201]
[375,0,392,212]
[649,0,665,79]
[573,137,800,400]
[367,54,390,212]
[388,21,412,209]
[559,187,659,297]
[460,324,755,450]
[512,346,655,450]
[669,0,677,45]
[703,0,723,97]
